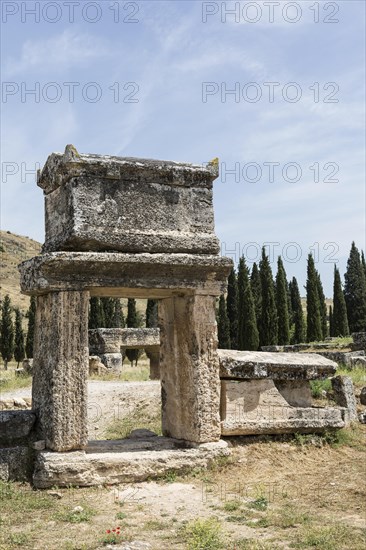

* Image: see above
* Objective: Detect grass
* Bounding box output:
[53,504,96,523]
[336,365,366,388]
[0,367,32,393]
[182,518,226,550]
[310,378,332,399]
[105,400,162,439]
[90,361,150,383]
[290,523,366,549]
[293,424,364,450]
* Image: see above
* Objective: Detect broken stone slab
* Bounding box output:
[19,252,233,298]
[100,353,123,373]
[22,358,33,374]
[0,410,37,444]
[360,387,366,406]
[89,356,108,376]
[89,328,160,355]
[352,332,366,351]
[331,376,357,422]
[0,446,34,481]
[32,439,230,488]
[218,350,337,380]
[38,146,220,254]
[221,407,346,436]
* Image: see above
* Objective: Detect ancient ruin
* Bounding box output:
[89,327,161,378]
[0,145,357,487]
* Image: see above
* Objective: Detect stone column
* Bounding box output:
[146,348,160,380]
[32,291,89,451]
[159,294,221,443]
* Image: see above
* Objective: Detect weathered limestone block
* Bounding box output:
[88,356,108,376]
[146,348,160,380]
[0,446,33,481]
[33,438,230,488]
[221,407,346,436]
[360,387,366,406]
[220,380,313,426]
[219,350,337,380]
[19,252,232,298]
[23,358,33,374]
[89,327,160,355]
[38,146,220,255]
[352,332,366,351]
[0,410,36,445]
[331,376,357,422]
[100,353,123,373]
[32,291,89,451]
[159,294,221,443]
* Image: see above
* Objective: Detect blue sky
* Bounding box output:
[1,0,365,296]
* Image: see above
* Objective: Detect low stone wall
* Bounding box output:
[0,410,38,482]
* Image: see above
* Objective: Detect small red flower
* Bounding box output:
[106,530,111,534]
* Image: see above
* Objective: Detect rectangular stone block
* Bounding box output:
[219,350,337,380]
[159,294,221,443]
[39,146,220,254]
[19,252,232,298]
[32,291,89,451]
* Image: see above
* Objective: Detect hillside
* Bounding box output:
[0,230,148,320]
[0,230,42,314]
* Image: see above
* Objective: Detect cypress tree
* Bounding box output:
[146,299,158,328]
[101,298,117,328]
[275,256,290,345]
[112,299,124,328]
[361,251,366,280]
[126,298,140,366]
[329,305,334,337]
[306,254,322,342]
[316,272,328,339]
[258,248,278,347]
[332,265,349,336]
[0,294,14,369]
[14,308,25,367]
[237,257,259,350]
[250,262,262,329]
[25,295,36,359]
[217,295,231,349]
[290,276,305,344]
[89,297,105,329]
[344,242,366,332]
[226,267,238,349]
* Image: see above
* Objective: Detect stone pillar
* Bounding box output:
[159,294,221,443]
[32,291,89,451]
[146,348,160,380]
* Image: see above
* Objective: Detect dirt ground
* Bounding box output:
[1,378,365,550]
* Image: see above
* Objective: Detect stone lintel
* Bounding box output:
[19,252,232,297]
[89,328,160,354]
[38,146,219,194]
[219,350,337,380]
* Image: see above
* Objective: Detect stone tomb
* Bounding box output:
[218,350,351,435]
[18,146,233,453]
[89,327,161,379]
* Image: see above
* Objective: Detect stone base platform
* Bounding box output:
[33,436,230,489]
[221,406,347,436]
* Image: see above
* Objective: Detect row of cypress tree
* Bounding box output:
[217,242,366,350]
[0,294,36,369]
